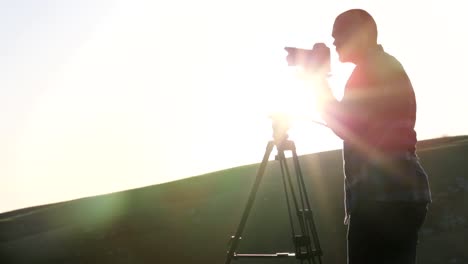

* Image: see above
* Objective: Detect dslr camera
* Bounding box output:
[284,43,330,74]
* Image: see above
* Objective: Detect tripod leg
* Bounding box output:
[278,153,298,239]
[292,149,323,264]
[280,155,315,264]
[225,141,275,264]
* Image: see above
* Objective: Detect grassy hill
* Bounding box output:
[1,136,467,264]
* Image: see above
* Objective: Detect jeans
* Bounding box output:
[347,201,428,264]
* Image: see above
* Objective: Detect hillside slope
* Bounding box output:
[1,136,467,264]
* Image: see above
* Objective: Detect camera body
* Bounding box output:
[284,43,330,74]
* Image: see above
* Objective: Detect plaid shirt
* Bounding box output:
[323,45,432,223]
[343,147,432,223]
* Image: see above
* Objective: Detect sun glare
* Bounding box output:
[242,60,346,156]
[1,0,356,213]
[254,50,354,155]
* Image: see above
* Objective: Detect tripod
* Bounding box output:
[225,117,323,264]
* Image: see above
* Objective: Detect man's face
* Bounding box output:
[332,18,365,64]
[332,32,347,63]
[332,26,355,63]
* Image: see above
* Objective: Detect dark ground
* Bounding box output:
[1,136,467,264]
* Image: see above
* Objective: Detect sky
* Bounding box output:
[1,0,468,213]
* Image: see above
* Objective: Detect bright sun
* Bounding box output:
[249,59,350,156]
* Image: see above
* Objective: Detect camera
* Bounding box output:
[284,43,330,73]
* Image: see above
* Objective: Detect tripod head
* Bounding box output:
[269,113,291,147]
[270,114,295,155]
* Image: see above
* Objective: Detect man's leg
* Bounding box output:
[347,211,373,264]
[347,202,427,264]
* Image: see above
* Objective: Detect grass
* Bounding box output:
[1,136,467,263]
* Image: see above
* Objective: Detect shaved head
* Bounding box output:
[332,9,378,63]
[333,9,378,42]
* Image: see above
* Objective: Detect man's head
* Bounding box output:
[332,9,378,63]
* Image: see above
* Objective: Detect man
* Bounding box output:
[313,9,432,264]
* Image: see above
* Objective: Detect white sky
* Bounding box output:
[1,0,468,213]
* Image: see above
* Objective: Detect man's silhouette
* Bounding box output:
[313,9,432,264]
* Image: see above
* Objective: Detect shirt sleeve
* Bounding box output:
[322,55,416,146]
[321,66,371,141]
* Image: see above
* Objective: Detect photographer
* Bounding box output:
[294,9,432,263]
